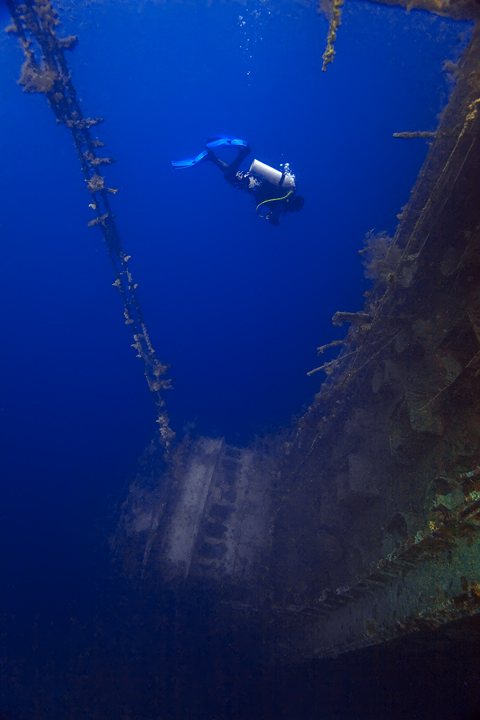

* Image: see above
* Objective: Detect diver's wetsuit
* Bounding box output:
[206,145,293,227]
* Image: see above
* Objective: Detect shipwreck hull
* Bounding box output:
[115,24,480,661]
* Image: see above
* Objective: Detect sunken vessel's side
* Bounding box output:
[114,25,480,661]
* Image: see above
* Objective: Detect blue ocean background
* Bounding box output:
[0,1,476,717]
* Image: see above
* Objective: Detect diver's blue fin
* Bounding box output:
[171,150,209,169]
[206,136,249,149]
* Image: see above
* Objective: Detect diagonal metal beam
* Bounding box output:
[5,0,174,450]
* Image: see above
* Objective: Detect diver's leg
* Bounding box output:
[224,146,251,184]
[204,150,229,173]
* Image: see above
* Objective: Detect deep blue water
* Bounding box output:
[0,0,475,717]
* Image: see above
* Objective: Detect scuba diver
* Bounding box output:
[171,136,304,227]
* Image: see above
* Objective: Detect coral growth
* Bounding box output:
[320,0,344,71]
[19,57,56,94]
[359,230,402,283]
[442,59,458,75]
[57,35,78,50]
[83,150,115,166]
[393,131,437,139]
[318,0,333,20]
[33,0,60,33]
[87,212,109,227]
[87,173,105,193]
[65,117,104,130]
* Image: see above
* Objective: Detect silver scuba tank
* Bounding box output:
[249,159,296,190]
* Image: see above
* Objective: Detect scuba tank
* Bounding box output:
[249,159,296,190]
